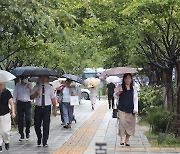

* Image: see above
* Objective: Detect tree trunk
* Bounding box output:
[162,69,173,110]
[175,61,180,137]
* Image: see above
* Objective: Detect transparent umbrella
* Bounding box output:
[106,76,122,83]
[0,70,16,82]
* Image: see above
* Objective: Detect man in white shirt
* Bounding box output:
[30,76,57,147]
[13,76,32,141]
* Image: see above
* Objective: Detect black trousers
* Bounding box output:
[17,101,31,137]
[59,103,64,123]
[34,105,51,144]
[108,94,115,109]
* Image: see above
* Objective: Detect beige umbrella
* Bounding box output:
[100,67,137,80]
[84,78,100,87]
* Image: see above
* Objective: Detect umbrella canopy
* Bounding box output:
[0,70,16,82]
[30,76,58,83]
[84,78,100,87]
[11,66,60,77]
[106,76,122,83]
[62,74,84,84]
[101,67,137,77]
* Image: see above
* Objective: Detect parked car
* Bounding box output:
[81,89,90,100]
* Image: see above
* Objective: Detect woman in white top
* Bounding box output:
[62,79,76,129]
[89,86,97,110]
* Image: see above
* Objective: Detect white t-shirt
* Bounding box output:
[62,87,71,103]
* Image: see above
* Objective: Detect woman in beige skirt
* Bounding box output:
[115,73,138,146]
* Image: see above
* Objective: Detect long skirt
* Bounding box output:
[90,94,96,106]
[118,110,136,136]
[0,113,11,145]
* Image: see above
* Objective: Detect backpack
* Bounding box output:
[58,86,65,103]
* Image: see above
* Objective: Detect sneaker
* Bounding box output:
[63,125,68,129]
[19,136,25,141]
[5,143,9,150]
[37,138,41,147]
[26,134,30,140]
[0,146,2,153]
[43,143,48,147]
[67,124,71,128]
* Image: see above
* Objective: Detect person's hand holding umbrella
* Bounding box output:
[116,86,123,96]
[30,88,41,100]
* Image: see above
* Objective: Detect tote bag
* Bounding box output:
[70,96,79,106]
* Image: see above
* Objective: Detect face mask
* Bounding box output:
[22,78,28,84]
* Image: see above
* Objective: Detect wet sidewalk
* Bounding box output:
[2,99,180,154]
[84,110,180,154]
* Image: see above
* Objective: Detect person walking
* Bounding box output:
[89,86,97,110]
[57,81,65,125]
[13,76,32,141]
[115,73,138,146]
[107,82,115,109]
[0,82,16,152]
[30,76,57,147]
[62,79,76,129]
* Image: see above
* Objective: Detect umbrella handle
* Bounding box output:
[11,118,17,129]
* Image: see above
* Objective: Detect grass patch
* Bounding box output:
[146,131,180,147]
[145,131,158,147]
[139,120,149,126]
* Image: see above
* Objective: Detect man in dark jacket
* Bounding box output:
[107,82,115,109]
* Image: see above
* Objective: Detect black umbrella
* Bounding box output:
[62,74,84,84]
[30,76,58,82]
[11,66,61,77]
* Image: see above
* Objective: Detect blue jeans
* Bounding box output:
[62,102,73,125]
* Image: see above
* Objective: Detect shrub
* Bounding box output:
[157,133,178,145]
[146,107,171,133]
[138,86,163,117]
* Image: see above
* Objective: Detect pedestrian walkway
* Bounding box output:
[84,110,180,154]
[2,99,180,154]
[4,100,102,154]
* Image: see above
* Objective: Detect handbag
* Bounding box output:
[58,93,63,103]
[112,109,118,118]
[112,98,118,118]
[70,96,79,106]
[57,86,65,103]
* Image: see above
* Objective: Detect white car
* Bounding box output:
[81,89,90,100]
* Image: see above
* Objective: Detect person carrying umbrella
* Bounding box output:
[61,79,76,129]
[13,76,33,141]
[85,78,100,110]
[115,73,138,146]
[89,85,97,110]
[30,76,57,147]
[0,70,16,152]
[106,82,116,109]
